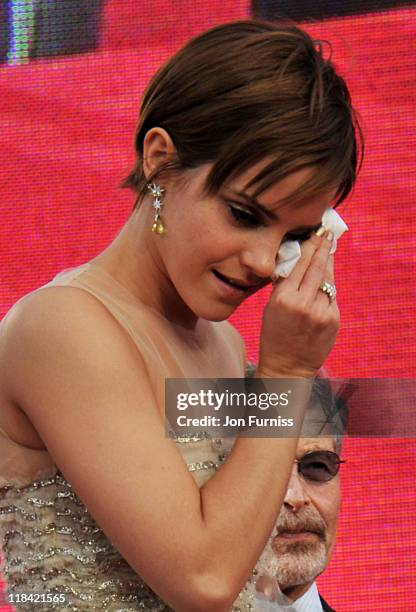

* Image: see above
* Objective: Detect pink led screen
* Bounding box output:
[0,1,415,610]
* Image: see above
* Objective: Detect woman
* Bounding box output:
[0,20,361,612]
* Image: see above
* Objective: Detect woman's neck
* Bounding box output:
[90,211,201,333]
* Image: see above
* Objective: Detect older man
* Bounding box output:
[254,378,347,612]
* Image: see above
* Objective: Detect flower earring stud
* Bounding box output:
[147,183,165,234]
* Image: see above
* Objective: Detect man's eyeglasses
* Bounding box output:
[295,450,346,483]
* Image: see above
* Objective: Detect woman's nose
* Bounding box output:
[240,233,283,280]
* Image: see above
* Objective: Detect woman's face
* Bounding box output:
[155,162,337,322]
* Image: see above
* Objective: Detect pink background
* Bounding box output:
[1,2,415,609]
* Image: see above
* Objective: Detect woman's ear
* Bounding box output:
[142,127,177,179]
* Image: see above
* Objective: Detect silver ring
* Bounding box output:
[319,281,337,302]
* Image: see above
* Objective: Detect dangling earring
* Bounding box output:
[147,183,166,234]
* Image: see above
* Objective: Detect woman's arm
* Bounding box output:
[0,288,294,611]
[1,235,337,612]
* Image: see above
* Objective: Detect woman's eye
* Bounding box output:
[228,205,260,228]
[284,230,313,243]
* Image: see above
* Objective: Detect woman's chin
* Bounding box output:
[196,307,237,322]
[187,299,239,322]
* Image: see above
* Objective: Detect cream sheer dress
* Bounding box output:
[0,264,260,611]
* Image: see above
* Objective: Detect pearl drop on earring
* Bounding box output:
[152,219,165,234]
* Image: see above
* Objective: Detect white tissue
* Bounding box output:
[321,208,349,253]
[273,240,302,278]
[273,208,348,280]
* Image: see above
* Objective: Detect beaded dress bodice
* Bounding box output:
[0,432,257,611]
[0,265,257,611]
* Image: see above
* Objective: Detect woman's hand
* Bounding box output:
[258,230,339,378]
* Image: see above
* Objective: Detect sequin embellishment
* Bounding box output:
[0,438,255,611]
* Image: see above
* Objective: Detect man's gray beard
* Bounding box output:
[256,506,327,590]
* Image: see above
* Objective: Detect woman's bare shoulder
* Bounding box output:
[0,285,144,413]
[2,284,129,349]
[3,283,112,330]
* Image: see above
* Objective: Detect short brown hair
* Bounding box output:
[122,20,363,208]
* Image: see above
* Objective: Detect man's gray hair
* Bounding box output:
[245,363,349,452]
[308,377,349,452]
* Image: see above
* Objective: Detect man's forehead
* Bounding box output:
[301,397,340,440]
[296,437,336,456]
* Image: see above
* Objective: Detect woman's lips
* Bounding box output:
[212,270,252,297]
[213,270,251,289]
